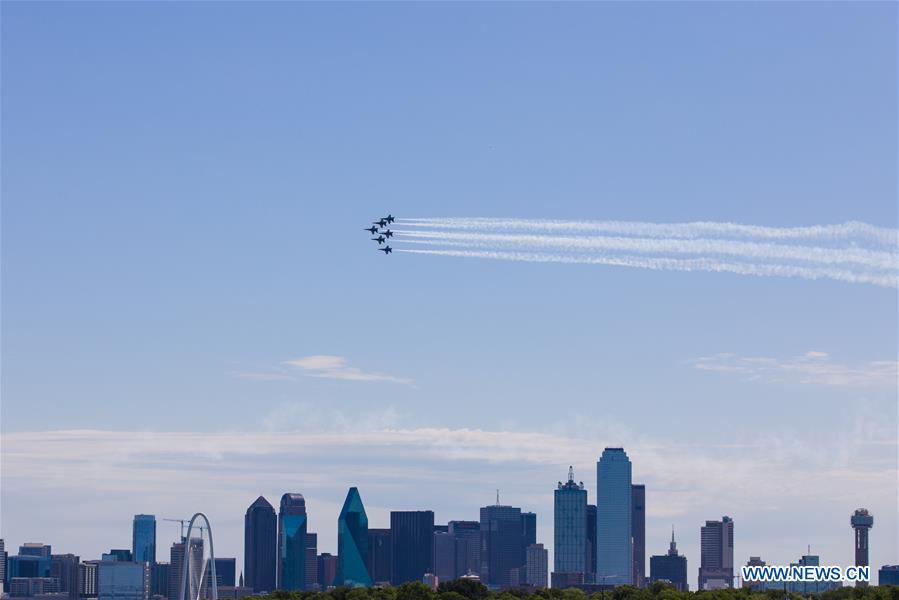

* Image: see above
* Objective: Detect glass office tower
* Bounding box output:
[335,488,372,587]
[132,515,156,565]
[554,467,587,575]
[596,448,633,585]
[278,494,308,591]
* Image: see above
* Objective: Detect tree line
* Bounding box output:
[256,579,899,600]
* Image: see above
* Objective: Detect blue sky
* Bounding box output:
[2,1,896,588]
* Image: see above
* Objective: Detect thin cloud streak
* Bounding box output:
[283,355,413,385]
[690,351,899,387]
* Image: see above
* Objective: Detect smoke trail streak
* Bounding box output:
[398,218,898,247]
[389,217,899,288]
[393,230,896,270]
[397,248,898,288]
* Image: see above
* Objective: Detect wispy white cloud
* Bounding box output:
[284,355,413,385]
[392,218,899,288]
[690,351,899,387]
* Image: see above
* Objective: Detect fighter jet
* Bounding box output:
[364,226,379,234]
[371,235,386,245]
[384,214,395,224]
[379,229,394,238]
[373,218,388,228]
[378,246,392,254]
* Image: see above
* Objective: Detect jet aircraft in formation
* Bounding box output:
[365,215,395,255]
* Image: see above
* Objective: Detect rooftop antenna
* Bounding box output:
[496,489,500,505]
[568,465,574,482]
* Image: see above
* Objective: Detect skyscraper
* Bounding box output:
[596,448,633,586]
[132,516,156,565]
[521,513,537,554]
[335,487,372,587]
[168,538,203,600]
[554,466,587,577]
[650,529,687,592]
[433,531,456,583]
[0,539,6,592]
[698,516,734,590]
[631,485,645,587]
[479,503,524,588]
[305,533,318,591]
[390,511,434,585]
[278,494,308,591]
[585,505,596,582]
[317,554,337,591]
[365,529,392,585]
[525,544,548,589]
[244,496,277,593]
[448,521,480,579]
[150,562,170,597]
[50,554,80,599]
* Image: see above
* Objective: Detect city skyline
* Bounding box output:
[0,464,887,587]
[2,1,895,594]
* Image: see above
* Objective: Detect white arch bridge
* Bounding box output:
[178,513,218,600]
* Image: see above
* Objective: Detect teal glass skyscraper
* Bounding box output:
[278,494,308,591]
[335,487,372,587]
[132,515,156,564]
[596,448,633,585]
[554,467,587,575]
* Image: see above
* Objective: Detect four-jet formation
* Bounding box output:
[365,214,395,255]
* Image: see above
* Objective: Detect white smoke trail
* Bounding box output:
[390,217,899,288]
[393,230,896,270]
[399,218,898,246]
[397,248,898,288]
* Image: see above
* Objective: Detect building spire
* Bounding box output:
[669,526,678,555]
[568,465,574,482]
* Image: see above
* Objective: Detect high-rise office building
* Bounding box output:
[132,516,156,565]
[554,467,587,577]
[851,509,873,577]
[8,545,51,580]
[585,505,596,582]
[479,503,524,589]
[168,538,203,600]
[51,554,80,599]
[305,533,318,591]
[80,561,100,598]
[244,496,276,593]
[433,531,456,583]
[448,521,480,579]
[1,539,6,591]
[698,516,734,590]
[278,493,308,591]
[878,565,899,586]
[317,555,337,591]
[203,558,236,590]
[632,485,645,587]
[99,561,150,600]
[650,529,687,592]
[390,511,434,585]
[521,513,537,560]
[596,448,633,586]
[525,544,548,589]
[150,562,169,597]
[335,487,372,587]
[365,529,391,585]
